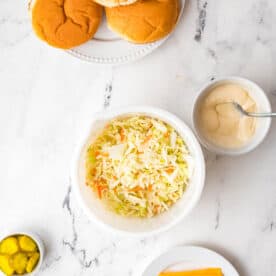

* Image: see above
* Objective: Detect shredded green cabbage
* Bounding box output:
[85,116,193,218]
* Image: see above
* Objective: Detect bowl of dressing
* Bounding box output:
[193,77,271,155]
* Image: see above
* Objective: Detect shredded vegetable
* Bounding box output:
[85,116,193,218]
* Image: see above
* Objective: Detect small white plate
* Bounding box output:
[67,0,185,65]
[143,246,239,276]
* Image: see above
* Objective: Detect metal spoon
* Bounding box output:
[232,102,276,118]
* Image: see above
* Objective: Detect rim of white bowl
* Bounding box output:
[71,106,205,237]
[192,76,272,156]
[0,230,44,276]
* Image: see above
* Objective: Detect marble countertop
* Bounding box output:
[1,0,276,275]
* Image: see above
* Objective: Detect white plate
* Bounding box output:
[143,246,239,276]
[67,0,185,65]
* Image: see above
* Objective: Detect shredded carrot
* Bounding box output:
[148,184,153,192]
[164,131,170,138]
[165,166,175,174]
[95,151,109,157]
[91,168,97,176]
[97,186,102,198]
[153,205,159,214]
[119,128,125,142]
[142,135,152,145]
[130,186,144,192]
[96,184,107,199]
[134,172,140,177]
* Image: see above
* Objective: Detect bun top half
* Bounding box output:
[31,0,103,49]
[106,0,179,44]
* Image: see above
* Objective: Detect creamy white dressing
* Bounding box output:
[198,84,257,148]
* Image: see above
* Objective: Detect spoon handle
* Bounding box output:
[247,112,276,118]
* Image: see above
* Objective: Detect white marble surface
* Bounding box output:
[1,0,276,275]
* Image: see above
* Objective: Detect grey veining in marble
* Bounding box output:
[194,0,208,42]
[1,0,276,275]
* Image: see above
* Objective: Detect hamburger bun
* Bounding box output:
[105,0,179,44]
[93,0,138,8]
[31,0,103,49]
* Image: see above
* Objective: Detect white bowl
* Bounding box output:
[193,77,272,155]
[0,230,44,276]
[72,106,205,236]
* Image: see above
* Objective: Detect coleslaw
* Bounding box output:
[85,116,193,218]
